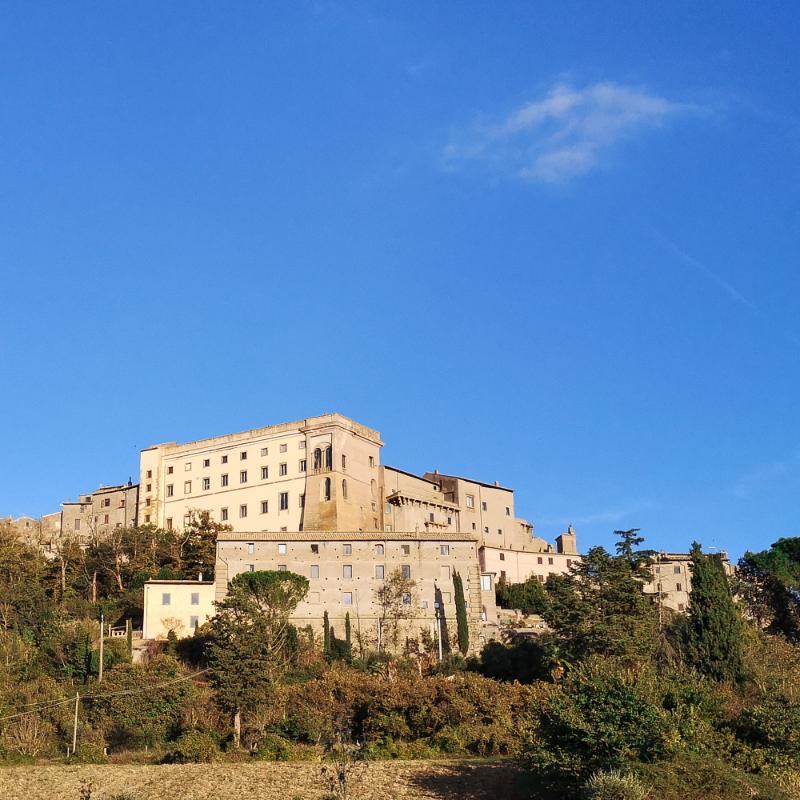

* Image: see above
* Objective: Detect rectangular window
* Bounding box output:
[240,470,248,483]
[104,497,112,507]
[466,494,474,509]
[401,564,411,579]
[548,557,554,565]
[147,470,152,479]
[280,443,287,453]
[506,507,511,515]
[280,492,288,510]
[343,543,352,555]
[299,459,306,472]
[247,542,255,555]
[185,463,191,472]
[429,512,434,522]
[342,454,347,470]
[343,592,353,606]
[369,456,375,467]
[498,528,502,535]
[311,544,319,554]
[278,564,287,572]
[221,508,228,521]
[239,504,247,518]
[74,519,81,531]
[261,501,268,514]
[472,523,476,530]
[481,501,487,511]
[162,593,171,606]
[240,451,247,460]
[299,440,306,450]
[375,565,385,579]
[103,514,109,524]
[401,544,410,556]
[203,459,210,468]
[278,543,287,555]
[537,556,543,565]
[221,455,228,464]
[184,481,191,494]
[480,575,492,591]
[221,474,229,487]
[146,498,151,506]
[167,466,173,475]
[202,477,210,490]
[166,484,174,497]
[674,565,682,574]
[190,616,199,629]
[676,583,683,592]
[343,565,352,578]
[402,592,412,606]
[191,592,200,605]
[166,518,173,530]
[258,446,267,457]
[248,564,255,572]
[279,463,287,476]
[261,466,269,480]
[440,545,450,555]
[385,503,392,515]
[310,564,319,578]
[499,552,505,561]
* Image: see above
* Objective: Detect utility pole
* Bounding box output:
[434,603,443,662]
[98,612,104,683]
[71,692,79,756]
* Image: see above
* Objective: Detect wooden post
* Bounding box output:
[98,613,104,683]
[72,692,79,755]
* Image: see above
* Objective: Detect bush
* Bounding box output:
[584,769,649,800]
[162,731,218,763]
[471,639,553,683]
[252,732,295,761]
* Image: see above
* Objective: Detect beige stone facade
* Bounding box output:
[142,579,216,640]
[215,530,496,653]
[1,513,61,553]
[643,551,733,613]
[61,483,139,545]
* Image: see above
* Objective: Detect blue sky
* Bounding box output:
[1,2,798,560]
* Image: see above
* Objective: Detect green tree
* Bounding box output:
[453,570,469,656]
[207,570,308,747]
[683,542,745,682]
[374,568,417,652]
[323,610,331,654]
[495,575,549,615]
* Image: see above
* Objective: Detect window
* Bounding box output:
[343,565,352,578]
[537,575,544,584]
[483,526,489,534]
[247,542,255,555]
[221,455,228,464]
[498,528,502,535]
[300,493,305,508]
[146,498,151,507]
[674,565,682,574]
[240,470,248,483]
[481,501,487,511]
[167,466,173,475]
[202,477,210,490]
[299,459,306,472]
[278,564,287,572]
[261,466,269,480]
[341,454,347,470]
[261,447,268,456]
[375,565,385,579]
[676,583,683,592]
[385,503,392,515]
[185,463,191,472]
[429,512,435,522]
[537,556,543,564]
[440,545,450,555]
[166,484,174,497]
[401,544,410,556]
[369,456,375,467]
[447,517,452,525]
[343,543,352,555]
[279,463,287,476]
[145,515,150,523]
[374,543,384,556]
[190,616,199,629]
[401,565,411,579]
[74,519,81,531]
[239,504,248,518]
[472,522,476,530]
[480,575,492,591]
[184,480,192,494]
[280,443,287,453]
[203,459,210,468]
[678,603,685,612]
[261,501,269,514]
[402,592,412,606]
[221,474,229,487]
[499,572,506,583]
[278,543,287,555]
[310,543,319,554]
[221,508,228,521]
[146,470,152,479]
[191,592,200,605]
[548,557,554,565]
[325,446,332,469]
[310,564,319,578]
[313,448,322,470]
[466,494,475,509]
[506,507,511,516]
[166,518,173,530]
[162,593,171,606]
[248,564,255,572]
[342,479,348,499]
[104,497,111,507]
[299,440,306,450]
[343,592,353,606]
[240,451,247,460]
[280,492,289,510]
[323,478,331,501]
[103,514,109,524]
[499,552,505,561]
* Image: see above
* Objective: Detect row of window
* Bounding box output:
[161,592,201,606]
[247,542,450,557]
[463,494,512,516]
[166,462,304,497]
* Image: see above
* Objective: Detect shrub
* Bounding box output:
[163,730,218,763]
[584,769,649,800]
[252,732,295,761]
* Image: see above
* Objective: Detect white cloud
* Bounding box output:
[444,81,687,183]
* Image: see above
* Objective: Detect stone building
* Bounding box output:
[61,482,139,545]
[142,578,215,640]
[642,550,733,612]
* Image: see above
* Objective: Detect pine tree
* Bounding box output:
[684,542,745,682]
[453,570,470,656]
[323,610,330,654]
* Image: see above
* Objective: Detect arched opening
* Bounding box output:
[341,479,348,500]
[313,448,322,470]
[323,477,331,501]
[325,446,333,469]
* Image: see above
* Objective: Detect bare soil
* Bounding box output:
[0,759,526,800]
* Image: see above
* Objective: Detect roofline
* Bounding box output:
[424,472,514,493]
[217,530,479,542]
[382,465,440,486]
[144,580,215,585]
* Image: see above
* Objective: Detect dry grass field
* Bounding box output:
[0,759,526,800]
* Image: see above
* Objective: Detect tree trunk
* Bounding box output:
[91,571,97,603]
[233,710,241,749]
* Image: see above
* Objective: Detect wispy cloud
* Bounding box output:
[444,81,689,183]
[539,500,656,529]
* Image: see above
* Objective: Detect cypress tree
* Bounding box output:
[323,610,330,654]
[453,570,470,656]
[345,611,352,656]
[684,542,745,682]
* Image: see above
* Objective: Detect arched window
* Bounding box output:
[374,543,384,556]
[323,477,331,501]
[325,446,333,469]
[341,479,348,500]
[313,448,322,470]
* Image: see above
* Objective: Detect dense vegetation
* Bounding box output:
[2,518,800,800]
